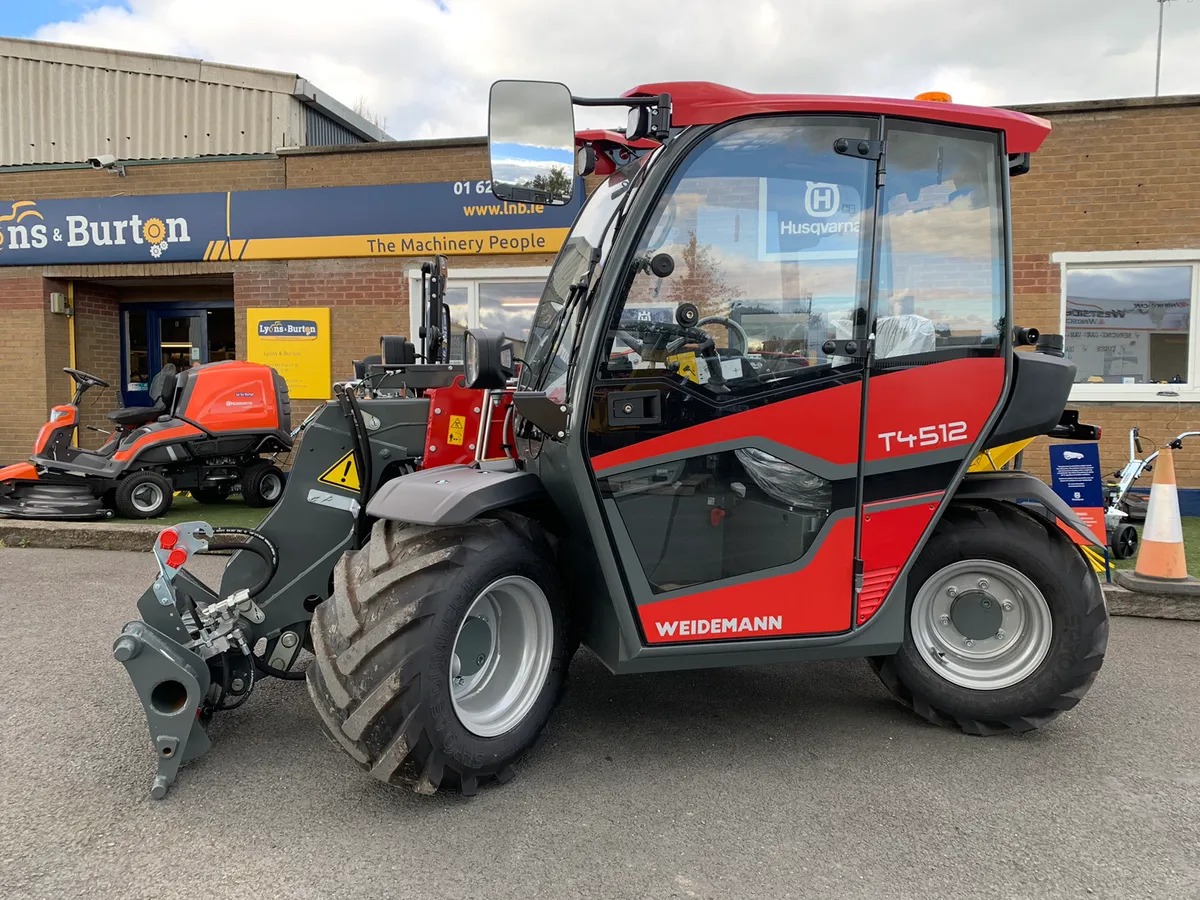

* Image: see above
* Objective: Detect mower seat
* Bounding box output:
[107,364,179,428]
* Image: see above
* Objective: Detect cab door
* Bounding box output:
[584,116,1013,647]
[585,116,881,644]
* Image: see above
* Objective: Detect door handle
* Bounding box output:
[608,391,660,425]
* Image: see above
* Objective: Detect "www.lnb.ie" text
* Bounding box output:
[462,202,548,216]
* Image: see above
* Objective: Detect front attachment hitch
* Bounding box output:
[114,521,268,799]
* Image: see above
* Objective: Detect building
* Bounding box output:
[1,37,1198,489]
[0,39,578,459]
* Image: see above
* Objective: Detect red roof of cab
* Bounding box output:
[623,82,1051,154]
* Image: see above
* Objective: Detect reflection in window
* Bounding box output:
[1065,266,1193,385]
[600,448,832,593]
[444,286,470,363]
[604,119,879,391]
[477,280,545,359]
[877,123,1004,353]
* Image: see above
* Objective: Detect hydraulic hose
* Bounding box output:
[204,526,279,599]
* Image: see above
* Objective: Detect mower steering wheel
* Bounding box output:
[63,367,109,388]
[698,316,749,356]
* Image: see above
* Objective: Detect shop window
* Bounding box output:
[207,309,236,362]
[409,268,550,363]
[1056,254,1200,401]
[125,310,149,389]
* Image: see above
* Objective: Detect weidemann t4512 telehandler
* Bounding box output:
[113,81,1107,799]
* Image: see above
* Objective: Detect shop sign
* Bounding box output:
[0,178,583,265]
[245,307,331,400]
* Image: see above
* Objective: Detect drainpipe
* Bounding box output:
[68,280,77,446]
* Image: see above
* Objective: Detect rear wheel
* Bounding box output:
[306,516,569,795]
[241,461,285,507]
[1110,522,1139,560]
[113,471,174,519]
[871,502,1108,735]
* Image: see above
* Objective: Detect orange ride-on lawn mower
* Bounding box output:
[112,83,1110,800]
[0,361,292,520]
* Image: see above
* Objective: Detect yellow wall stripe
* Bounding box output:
[237,228,570,260]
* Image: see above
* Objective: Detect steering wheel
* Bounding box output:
[698,316,749,356]
[615,320,730,391]
[63,367,110,388]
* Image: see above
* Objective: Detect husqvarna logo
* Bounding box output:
[257,319,318,340]
[805,182,840,218]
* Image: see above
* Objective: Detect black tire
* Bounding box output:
[241,461,285,507]
[1110,522,1139,560]
[113,471,174,519]
[306,515,570,795]
[191,487,230,505]
[870,501,1108,735]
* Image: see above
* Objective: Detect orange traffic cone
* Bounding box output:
[1116,446,1200,593]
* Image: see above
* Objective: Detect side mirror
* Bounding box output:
[464,328,516,390]
[488,80,575,206]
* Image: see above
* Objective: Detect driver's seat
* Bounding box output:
[107,365,179,429]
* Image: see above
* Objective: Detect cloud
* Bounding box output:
[31,0,1200,140]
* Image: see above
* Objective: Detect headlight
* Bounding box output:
[49,408,70,422]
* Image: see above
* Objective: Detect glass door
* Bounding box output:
[158,314,204,371]
[120,303,233,407]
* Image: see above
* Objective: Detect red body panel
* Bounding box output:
[637,516,855,643]
[623,82,1051,153]
[422,381,516,469]
[858,494,943,625]
[178,361,280,433]
[0,462,38,482]
[593,357,1004,474]
[635,494,943,643]
[33,407,76,454]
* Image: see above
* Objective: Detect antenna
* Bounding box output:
[1155,0,1193,96]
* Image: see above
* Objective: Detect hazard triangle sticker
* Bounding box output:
[317,450,361,492]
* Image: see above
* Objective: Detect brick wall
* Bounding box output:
[1009,100,1200,486]
[71,282,120,447]
[0,270,49,462]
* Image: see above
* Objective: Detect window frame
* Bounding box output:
[1054,250,1200,402]
[407,265,551,361]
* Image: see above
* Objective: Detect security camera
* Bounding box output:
[87,154,126,176]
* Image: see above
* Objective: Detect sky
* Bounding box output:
[3,0,1200,140]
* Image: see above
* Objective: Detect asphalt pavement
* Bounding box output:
[1,547,1198,900]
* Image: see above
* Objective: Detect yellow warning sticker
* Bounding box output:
[317,450,361,492]
[447,414,466,446]
[666,351,703,385]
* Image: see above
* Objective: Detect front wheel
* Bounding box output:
[113,471,174,519]
[306,515,570,795]
[871,502,1108,735]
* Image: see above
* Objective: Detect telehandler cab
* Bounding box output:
[114,81,1107,799]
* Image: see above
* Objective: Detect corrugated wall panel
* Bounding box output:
[304,107,365,147]
[0,55,295,164]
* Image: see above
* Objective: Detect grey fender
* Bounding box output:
[365,464,547,526]
[954,471,1105,548]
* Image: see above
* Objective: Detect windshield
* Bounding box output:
[520,154,652,394]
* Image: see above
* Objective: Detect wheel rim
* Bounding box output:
[130,482,164,514]
[911,559,1053,691]
[260,472,283,502]
[450,575,554,738]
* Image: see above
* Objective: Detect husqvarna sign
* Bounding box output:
[758,178,863,261]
